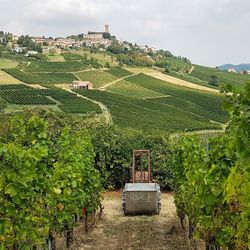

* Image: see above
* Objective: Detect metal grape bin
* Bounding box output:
[122,150,161,215]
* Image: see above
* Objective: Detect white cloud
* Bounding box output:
[0,0,249,65]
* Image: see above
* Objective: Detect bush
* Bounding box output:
[90,125,172,189]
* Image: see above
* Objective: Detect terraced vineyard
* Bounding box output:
[3,69,77,84]
[76,70,118,88]
[190,65,250,87]
[0,84,56,105]
[107,80,162,98]
[75,89,221,132]
[126,73,228,123]
[105,67,133,78]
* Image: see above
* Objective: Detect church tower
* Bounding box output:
[105,24,109,33]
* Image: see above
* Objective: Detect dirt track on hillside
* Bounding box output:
[145,72,219,94]
[73,192,189,250]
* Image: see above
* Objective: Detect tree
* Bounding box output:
[107,41,124,54]
[210,74,218,86]
[105,62,110,68]
[17,35,42,53]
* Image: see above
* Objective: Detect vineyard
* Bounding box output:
[190,65,250,87]
[105,67,133,78]
[3,69,77,84]
[61,53,85,61]
[39,86,102,114]
[0,78,249,249]
[0,84,102,114]
[0,57,230,131]
[150,96,227,123]
[76,70,118,88]
[107,80,162,98]
[166,70,213,88]
[0,84,56,105]
[75,89,221,132]
[171,83,250,249]
[126,73,228,122]
[0,113,103,249]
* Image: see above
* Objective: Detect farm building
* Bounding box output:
[71,81,93,90]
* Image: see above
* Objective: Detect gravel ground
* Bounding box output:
[72,191,189,250]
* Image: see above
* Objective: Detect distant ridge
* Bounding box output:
[218,63,250,72]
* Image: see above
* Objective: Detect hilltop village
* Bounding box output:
[0,25,157,56]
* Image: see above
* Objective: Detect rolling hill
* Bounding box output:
[0,51,239,133]
[218,63,250,72]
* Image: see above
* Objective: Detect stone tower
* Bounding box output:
[105,24,109,33]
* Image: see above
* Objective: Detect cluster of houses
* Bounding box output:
[8,24,158,56]
[227,68,250,74]
[31,25,113,53]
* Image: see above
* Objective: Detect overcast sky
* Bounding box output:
[0,0,249,66]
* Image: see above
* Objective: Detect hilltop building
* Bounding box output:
[83,25,110,40]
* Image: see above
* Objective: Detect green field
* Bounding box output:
[107,80,163,98]
[24,61,89,73]
[47,54,65,62]
[76,70,118,88]
[75,89,221,132]
[61,53,84,61]
[105,67,133,78]
[3,69,77,84]
[125,73,227,123]
[190,65,250,87]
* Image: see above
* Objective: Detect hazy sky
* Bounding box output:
[0,0,249,66]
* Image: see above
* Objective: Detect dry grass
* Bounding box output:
[72,191,189,250]
[0,58,18,69]
[126,67,159,74]
[0,58,20,84]
[0,70,21,84]
[145,72,219,94]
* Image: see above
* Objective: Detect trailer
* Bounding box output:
[122,150,161,215]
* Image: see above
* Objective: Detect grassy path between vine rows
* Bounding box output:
[99,73,139,89]
[58,85,113,124]
[73,191,189,250]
